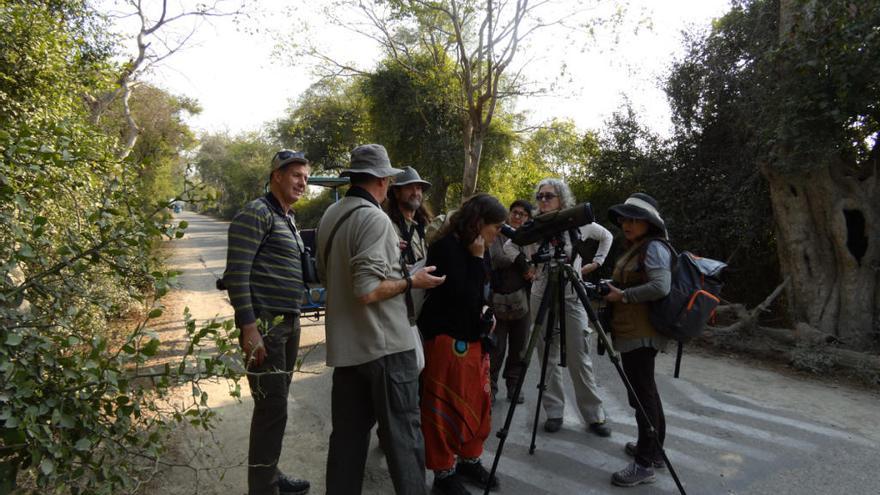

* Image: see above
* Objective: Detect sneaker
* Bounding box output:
[624,442,665,469]
[543,417,563,433]
[611,461,656,487]
[588,421,612,438]
[433,474,471,495]
[278,474,310,495]
[455,460,499,491]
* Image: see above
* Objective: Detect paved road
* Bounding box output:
[486,352,878,495]
[153,211,880,495]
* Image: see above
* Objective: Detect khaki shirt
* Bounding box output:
[317,195,415,367]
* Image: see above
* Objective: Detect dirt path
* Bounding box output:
[146,211,880,495]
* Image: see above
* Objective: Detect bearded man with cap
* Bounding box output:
[222,149,311,495]
[317,144,446,495]
[386,166,433,266]
[602,192,673,488]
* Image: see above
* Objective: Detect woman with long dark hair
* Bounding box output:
[417,193,507,495]
[603,192,673,487]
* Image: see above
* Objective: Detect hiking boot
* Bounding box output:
[455,460,499,491]
[624,442,665,469]
[278,474,310,495]
[611,461,656,487]
[433,474,471,495]
[543,417,563,433]
[588,421,612,438]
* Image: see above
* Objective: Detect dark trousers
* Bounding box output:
[489,313,529,396]
[326,350,427,495]
[621,346,665,467]
[244,317,301,495]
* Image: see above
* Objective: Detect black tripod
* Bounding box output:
[484,261,687,495]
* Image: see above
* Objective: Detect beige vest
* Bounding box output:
[610,240,660,341]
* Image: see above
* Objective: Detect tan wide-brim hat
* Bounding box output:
[392,166,431,192]
[339,144,403,178]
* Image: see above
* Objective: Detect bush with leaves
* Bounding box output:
[1,3,243,492]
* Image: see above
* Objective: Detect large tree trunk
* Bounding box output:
[763,163,879,345]
[769,0,880,346]
[431,175,449,213]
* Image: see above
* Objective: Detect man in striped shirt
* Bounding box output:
[223,150,311,495]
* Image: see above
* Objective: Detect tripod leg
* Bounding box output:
[529,281,558,455]
[557,272,567,368]
[565,266,688,495]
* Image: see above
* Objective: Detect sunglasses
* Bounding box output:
[274,150,306,162]
[535,193,558,202]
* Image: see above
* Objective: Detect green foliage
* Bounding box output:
[293,189,337,229]
[102,84,201,206]
[1,2,242,492]
[363,54,516,211]
[274,80,369,171]
[194,133,277,219]
[767,0,880,173]
[362,55,464,210]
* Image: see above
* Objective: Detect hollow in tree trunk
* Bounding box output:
[763,163,879,346]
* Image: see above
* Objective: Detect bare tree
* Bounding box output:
[302,0,624,200]
[85,0,245,159]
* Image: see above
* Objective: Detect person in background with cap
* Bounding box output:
[222,150,312,495]
[603,192,672,487]
[386,166,433,267]
[317,144,446,495]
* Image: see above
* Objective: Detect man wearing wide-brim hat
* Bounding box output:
[317,144,445,495]
[386,166,434,266]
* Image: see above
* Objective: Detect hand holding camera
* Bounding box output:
[603,282,624,303]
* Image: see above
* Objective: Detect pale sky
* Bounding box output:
[129,0,732,138]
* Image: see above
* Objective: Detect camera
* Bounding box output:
[582,279,613,299]
[528,233,567,265]
[481,306,495,327]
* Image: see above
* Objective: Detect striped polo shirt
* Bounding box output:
[224,193,304,326]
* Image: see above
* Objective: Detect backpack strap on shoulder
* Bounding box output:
[395,216,418,265]
[324,204,372,267]
[257,197,276,248]
[638,237,676,268]
[568,227,582,264]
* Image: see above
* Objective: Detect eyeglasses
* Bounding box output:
[535,193,558,202]
[510,210,528,218]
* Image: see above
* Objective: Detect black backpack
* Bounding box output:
[644,239,726,342]
[641,239,726,377]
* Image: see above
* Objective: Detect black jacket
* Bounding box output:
[417,234,491,342]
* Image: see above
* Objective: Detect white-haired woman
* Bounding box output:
[504,178,614,437]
